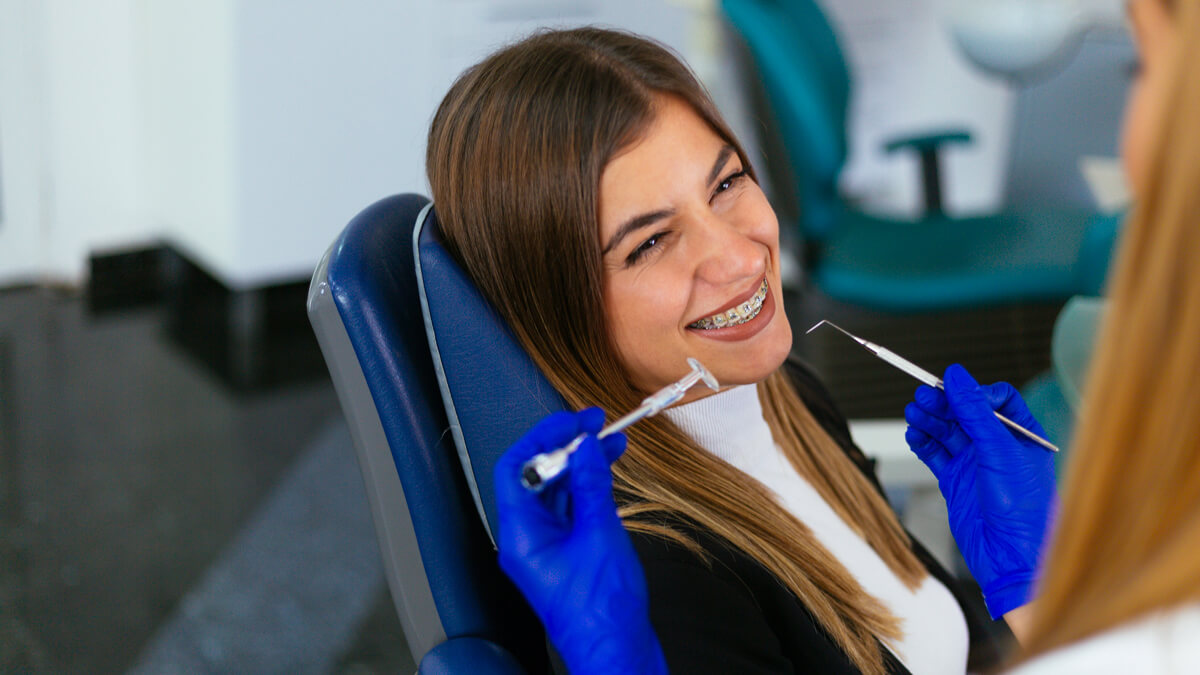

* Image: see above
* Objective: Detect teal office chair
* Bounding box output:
[722,0,1120,311]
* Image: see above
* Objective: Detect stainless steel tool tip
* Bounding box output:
[804,319,829,334]
[806,319,859,342]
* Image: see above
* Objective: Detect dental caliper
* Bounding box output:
[807,320,1059,453]
[521,357,720,491]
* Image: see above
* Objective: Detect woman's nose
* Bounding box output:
[690,213,765,285]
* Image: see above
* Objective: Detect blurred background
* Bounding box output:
[0,0,1132,672]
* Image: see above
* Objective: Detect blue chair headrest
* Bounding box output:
[415,206,569,544]
[325,195,551,669]
[324,195,504,638]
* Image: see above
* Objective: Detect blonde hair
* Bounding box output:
[427,28,925,674]
[1020,0,1200,659]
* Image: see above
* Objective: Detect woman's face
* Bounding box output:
[1122,0,1176,194]
[598,96,792,400]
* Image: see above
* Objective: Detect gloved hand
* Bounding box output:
[494,408,667,675]
[904,364,1057,619]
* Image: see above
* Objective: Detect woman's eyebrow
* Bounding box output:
[707,145,736,186]
[602,208,675,255]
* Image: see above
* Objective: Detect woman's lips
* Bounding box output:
[685,279,776,342]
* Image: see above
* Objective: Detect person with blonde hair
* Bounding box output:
[431,26,1049,675]
[493,0,1200,672]
[1005,0,1200,669]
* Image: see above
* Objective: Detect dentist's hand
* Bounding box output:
[494,408,667,675]
[904,365,1057,619]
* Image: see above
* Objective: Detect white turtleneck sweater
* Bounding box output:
[663,384,969,675]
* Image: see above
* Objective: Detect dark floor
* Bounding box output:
[0,286,412,674]
[0,281,1059,674]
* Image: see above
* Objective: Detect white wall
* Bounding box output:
[1,0,162,284]
[136,0,237,282]
[220,0,705,288]
[42,0,153,277]
[227,0,435,287]
[0,0,48,285]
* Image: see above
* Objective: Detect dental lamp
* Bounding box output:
[948,0,1092,85]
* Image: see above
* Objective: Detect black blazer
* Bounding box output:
[625,357,1014,674]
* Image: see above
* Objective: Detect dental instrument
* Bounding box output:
[806,320,1059,453]
[521,357,720,491]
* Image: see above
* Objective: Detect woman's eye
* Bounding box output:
[715,170,747,196]
[625,232,668,265]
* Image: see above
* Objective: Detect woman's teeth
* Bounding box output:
[688,278,769,330]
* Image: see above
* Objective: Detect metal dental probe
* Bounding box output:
[806,320,1059,453]
[521,357,721,491]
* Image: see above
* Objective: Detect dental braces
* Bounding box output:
[690,278,769,330]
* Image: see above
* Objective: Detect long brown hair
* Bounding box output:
[1019,0,1200,660]
[427,28,924,673]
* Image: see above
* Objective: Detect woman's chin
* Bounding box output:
[712,346,792,389]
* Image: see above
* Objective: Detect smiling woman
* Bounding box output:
[426,28,1010,675]
[598,96,791,397]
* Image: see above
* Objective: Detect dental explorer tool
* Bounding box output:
[521,357,721,491]
[806,320,1059,453]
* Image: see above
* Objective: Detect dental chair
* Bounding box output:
[308,194,569,674]
[721,0,1119,311]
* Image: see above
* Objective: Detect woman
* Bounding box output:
[428,27,1048,674]
[1007,0,1200,668]
[909,0,1200,669]
[497,0,1200,672]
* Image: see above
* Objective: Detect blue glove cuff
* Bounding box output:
[983,573,1036,619]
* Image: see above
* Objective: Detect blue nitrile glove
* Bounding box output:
[904,364,1057,619]
[494,408,667,675]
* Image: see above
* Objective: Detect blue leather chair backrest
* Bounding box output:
[722,0,851,241]
[414,205,570,544]
[312,193,548,671]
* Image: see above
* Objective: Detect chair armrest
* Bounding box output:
[418,636,527,675]
[883,129,973,215]
[883,129,972,155]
